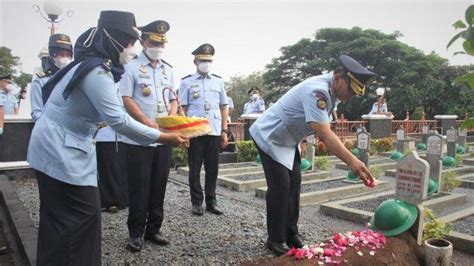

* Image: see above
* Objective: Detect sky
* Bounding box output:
[0,0,473,86]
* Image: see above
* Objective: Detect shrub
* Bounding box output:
[411,106,425,120]
[344,140,354,151]
[455,154,463,166]
[423,207,452,241]
[236,141,258,162]
[371,138,395,152]
[314,156,330,171]
[171,146,188,169]
[441,171,461,192]
[369,165,383,179]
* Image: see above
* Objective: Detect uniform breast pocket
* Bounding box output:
[271,124,298,147]
[64,133,92,153]
[210,87,221,102]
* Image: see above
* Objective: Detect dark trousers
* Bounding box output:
[255,143,302,242]
[97,142,128,209]
[36,170,101,266]
[187,135,220,206]
[125,143,171,238]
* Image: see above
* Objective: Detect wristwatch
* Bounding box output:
[221,128,228,134]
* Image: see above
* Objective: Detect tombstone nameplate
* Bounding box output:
[397,129,405,141]
[426,133,444,190]
[306,135,316,172]
[458,129,468,152]
[395,151,430,205]
[357,127,370,166]
[396,128,406,152]
[446,128,457,158]
[422,126,429,135]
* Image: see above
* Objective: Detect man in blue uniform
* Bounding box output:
[0,74,10,136]
[120,20,178,251]
[243,86,265,114]
[0,74,18,115]
[27,11,188,265]
[250,55,377,256]
[179,43,228,216]
[30,34,73,121]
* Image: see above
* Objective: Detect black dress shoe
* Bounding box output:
[192,205,204,216]
[286,234,304,248]
[144,232,170,246]
[206,204,223,215]
[267,240,290,256]
[127,237,142,252]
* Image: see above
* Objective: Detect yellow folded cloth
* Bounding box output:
[156,116,212,138]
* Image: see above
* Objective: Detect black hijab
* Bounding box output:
[41,11,138,104]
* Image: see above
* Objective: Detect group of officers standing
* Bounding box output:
[16,8,379,265]
[27,11,232,264]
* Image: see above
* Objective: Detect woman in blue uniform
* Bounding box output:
[250,55,377,256]
[27,11,187,265]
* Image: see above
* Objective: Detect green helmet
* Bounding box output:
[427,179,439,196]
[347,170,358,180]
[416,143,427,151]
[456,145,465,154]
[300,159,311,172]
[390,151,403,161]
[256,154,262,164]
[370,199,418,236]
[442,156,455,167]
[352,148,360,157]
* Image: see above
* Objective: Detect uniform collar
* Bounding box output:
[194,72,212,80]
[138,51,164,69]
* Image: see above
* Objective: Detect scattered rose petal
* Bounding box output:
[357,251,364,256]
[370,251,375,256]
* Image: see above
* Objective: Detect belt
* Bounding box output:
[187,104,220,110]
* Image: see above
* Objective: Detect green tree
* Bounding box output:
[0,47,19,76]
[263,27,473,120]
[448,5,474,129]
[225,72,265,119]
[14,72,33,89]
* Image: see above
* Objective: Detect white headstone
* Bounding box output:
[422,126,429,135]
[395,151,430,205]
[427,135,442,155]
[446,129,457,143]
[426,132,444,191]
[397,128,405,141]
[357,133,369,150]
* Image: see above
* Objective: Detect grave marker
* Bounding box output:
[446,128,457,158]
[396,128,405,153]
[357,127,370,166]
[395,150,430,245]
[457,129,467,152]
[306,134,316,172]
[426,132,444,191]
[422,125,429,144]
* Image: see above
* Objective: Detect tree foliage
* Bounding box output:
[262,27,474,120]
[0,47,19,76]
[225,72,265,119]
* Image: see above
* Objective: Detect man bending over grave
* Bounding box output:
[250,55,378,256]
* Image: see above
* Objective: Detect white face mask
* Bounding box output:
[198,62,212,74]
[103,28,137,65]
[119,46,137,65]
[54,57,72,69]
[145,47,164,61]
[251,93,259,100]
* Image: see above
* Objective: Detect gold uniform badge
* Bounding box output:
[143,86,152,97]
[192,92,200,99]
[317,99,327,110]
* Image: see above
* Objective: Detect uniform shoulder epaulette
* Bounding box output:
[181,74,192,80]
[211,74,222,79]
[161,59,173,68]
[36,72,47,78]
[101,59,112,72]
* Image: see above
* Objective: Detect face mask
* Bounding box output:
[251,93,259,100]
[103,28,136,65]
[119,46,136,65]
[198,62,212,74]
[54,57,72,69]
[145,47,164,61]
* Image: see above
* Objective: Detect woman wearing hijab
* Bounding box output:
[27,11,188,265]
